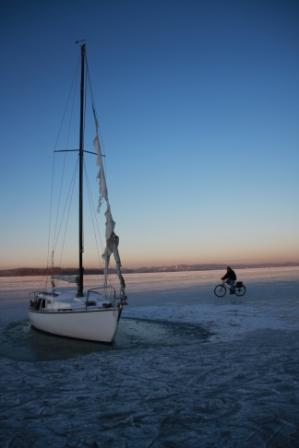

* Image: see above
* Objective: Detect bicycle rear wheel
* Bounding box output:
[235,285,246,296]
[214,284,226,297]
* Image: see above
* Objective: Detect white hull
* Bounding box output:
[29,307,121,343]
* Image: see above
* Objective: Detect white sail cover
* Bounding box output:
[105,205,115,240]
[93,135,108,210]
[93,124,126,299]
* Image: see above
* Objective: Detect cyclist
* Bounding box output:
[221,266,237,294]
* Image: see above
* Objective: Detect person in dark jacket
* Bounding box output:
[221,266,237,293]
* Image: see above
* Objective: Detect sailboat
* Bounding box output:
[29,43,127,343]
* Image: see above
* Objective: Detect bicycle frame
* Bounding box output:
[214,281,246,298]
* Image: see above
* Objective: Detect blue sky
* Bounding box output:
[0,0,298,269]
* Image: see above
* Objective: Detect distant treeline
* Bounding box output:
[0,262,298,277]
[0,267,103,277]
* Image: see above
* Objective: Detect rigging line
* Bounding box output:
[86,55,114,289]
[86,59,107,158]
[54,156,78,252]
[86,58,112,204]
[65,74,78,154]
[53,157,78,254]
[45,151,56,289]
[51,60,80,253]
[52,151,67,248]
[45,61,79,288]
[85,56,96,110]
[53,59,80,150]
[84,161,103,266]
[84,161,113,291]
[54,53,86,265]
[86,61,102,145]
[58,158,78,268]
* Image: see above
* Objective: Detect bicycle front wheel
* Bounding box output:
[214,284,226,297]
[235,285,246,296]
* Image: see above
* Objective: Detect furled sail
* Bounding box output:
[93,135,108,209]
[93,112,126,300]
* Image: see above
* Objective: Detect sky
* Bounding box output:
[0,0,298,269]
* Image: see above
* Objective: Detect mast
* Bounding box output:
[77,43,86,297]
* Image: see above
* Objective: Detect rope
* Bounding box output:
[84,161,104,266]
[45,152,55,289]
[53,157,78,258]
[53,59,80,150]
[86,57,119,292]
[58,158,78,267]
[52,152,67,252]
[45,58,80,288]
[86,58,110,197]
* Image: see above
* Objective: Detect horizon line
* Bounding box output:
[1,261,299,276]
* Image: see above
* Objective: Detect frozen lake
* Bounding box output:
[0,267,299,447]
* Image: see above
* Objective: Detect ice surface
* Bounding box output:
[0,267,299,447]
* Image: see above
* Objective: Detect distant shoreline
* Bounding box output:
[0,262,298,277]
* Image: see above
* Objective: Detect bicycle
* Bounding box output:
[214,281,246,297]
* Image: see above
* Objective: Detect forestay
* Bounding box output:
[93,112,126,299]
